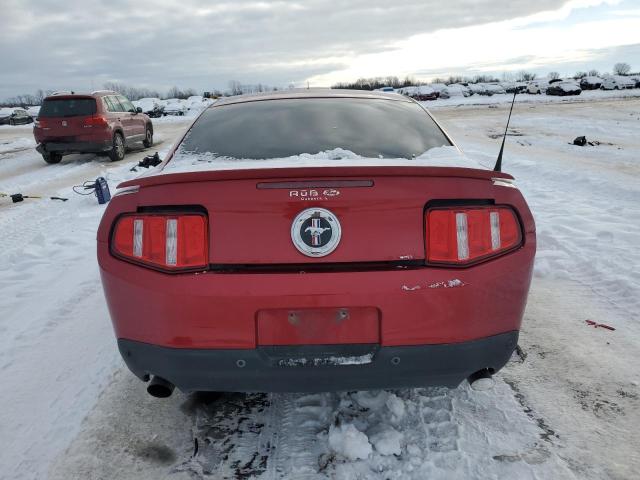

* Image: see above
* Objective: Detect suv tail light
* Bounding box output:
[426,206,522,265]
[111,213,208,271]
[84,115,108,128]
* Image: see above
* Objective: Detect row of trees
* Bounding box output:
[0,83,205,107]
[333,63,635,91]
[1,63,635,106]
[1,89,51,107]
[102,82,200,101]
[0,80,283,107]
[227,80,279,95]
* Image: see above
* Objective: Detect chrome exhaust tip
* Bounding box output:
[468,369,495,391]
[147,376,175,398]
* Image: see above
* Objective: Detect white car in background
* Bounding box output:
[439,84,472,98]
[164,99,189,116]
[485,84,507,95]
[428,83,448,97]
[467,83,489,95]
[134,97,164,117]
[600,76,635,90]
[527,80,549,94]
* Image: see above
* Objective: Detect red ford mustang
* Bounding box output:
[97,89,535,398]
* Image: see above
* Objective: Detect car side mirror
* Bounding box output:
[136,107,143,113]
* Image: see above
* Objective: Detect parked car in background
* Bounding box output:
[396,85,438,101]
[440,84,472,98]
[98,89,536,397]
[546,81,582,96]
[630,76,640,88]
[579,76,603,90]
[429,83,448,98]
[27,105,41,118]
[526,80,549,94]
[374,86,395,92]
[33,91,153,164]
[600,76,635,90]
[500,82,527,93]
[134,97,165,117]
[467,83,491,96]
[0,107,34,125]
[164,99,189,116]
[485,84,507,95]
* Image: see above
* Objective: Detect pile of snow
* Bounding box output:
[328,423,372,460]
[162,145,484,174]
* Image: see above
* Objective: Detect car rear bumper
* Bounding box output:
[36,141,111,154]
[118,331,518,393]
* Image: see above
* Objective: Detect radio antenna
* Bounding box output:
[493,89,518,172]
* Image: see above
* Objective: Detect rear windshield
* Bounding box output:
[39,98,97,118]
[179,98,452,159]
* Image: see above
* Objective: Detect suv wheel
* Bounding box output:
[143,125,153,148]
[42,152,62,164]
[109,132,126,161]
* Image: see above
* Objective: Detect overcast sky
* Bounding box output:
[1,0,639,98]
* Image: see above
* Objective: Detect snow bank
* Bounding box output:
[161,145,484,174]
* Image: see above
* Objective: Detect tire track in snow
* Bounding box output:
[166,384,574,480]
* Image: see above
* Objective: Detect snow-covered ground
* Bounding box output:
[1,96,639,479]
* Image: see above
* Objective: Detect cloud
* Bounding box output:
[0,0,636,98]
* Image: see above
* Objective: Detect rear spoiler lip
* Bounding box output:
[117,166,514,189]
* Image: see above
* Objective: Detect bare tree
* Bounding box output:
[548,71,561,80]
[516,71,536,82]
[573,71,587,79]
[34,89,46,104]
[613,62,631,75]
[501,72,515,82]
[228,80,243,96]
[588,69,600,77]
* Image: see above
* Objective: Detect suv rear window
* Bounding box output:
[179,98,452,159]
[39,98,97,118]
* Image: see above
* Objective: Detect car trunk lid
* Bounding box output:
[119,166,514,265]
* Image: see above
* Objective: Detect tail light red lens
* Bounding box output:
[112,213,208,271]
[83,115,108,128]
[426,206,522,265]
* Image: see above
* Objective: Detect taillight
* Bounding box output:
[111,213,208,271]
[426,206,522,265]
[84,115,108,128]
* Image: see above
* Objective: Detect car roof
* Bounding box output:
[43,91,117,101]
[213,88,412,107]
